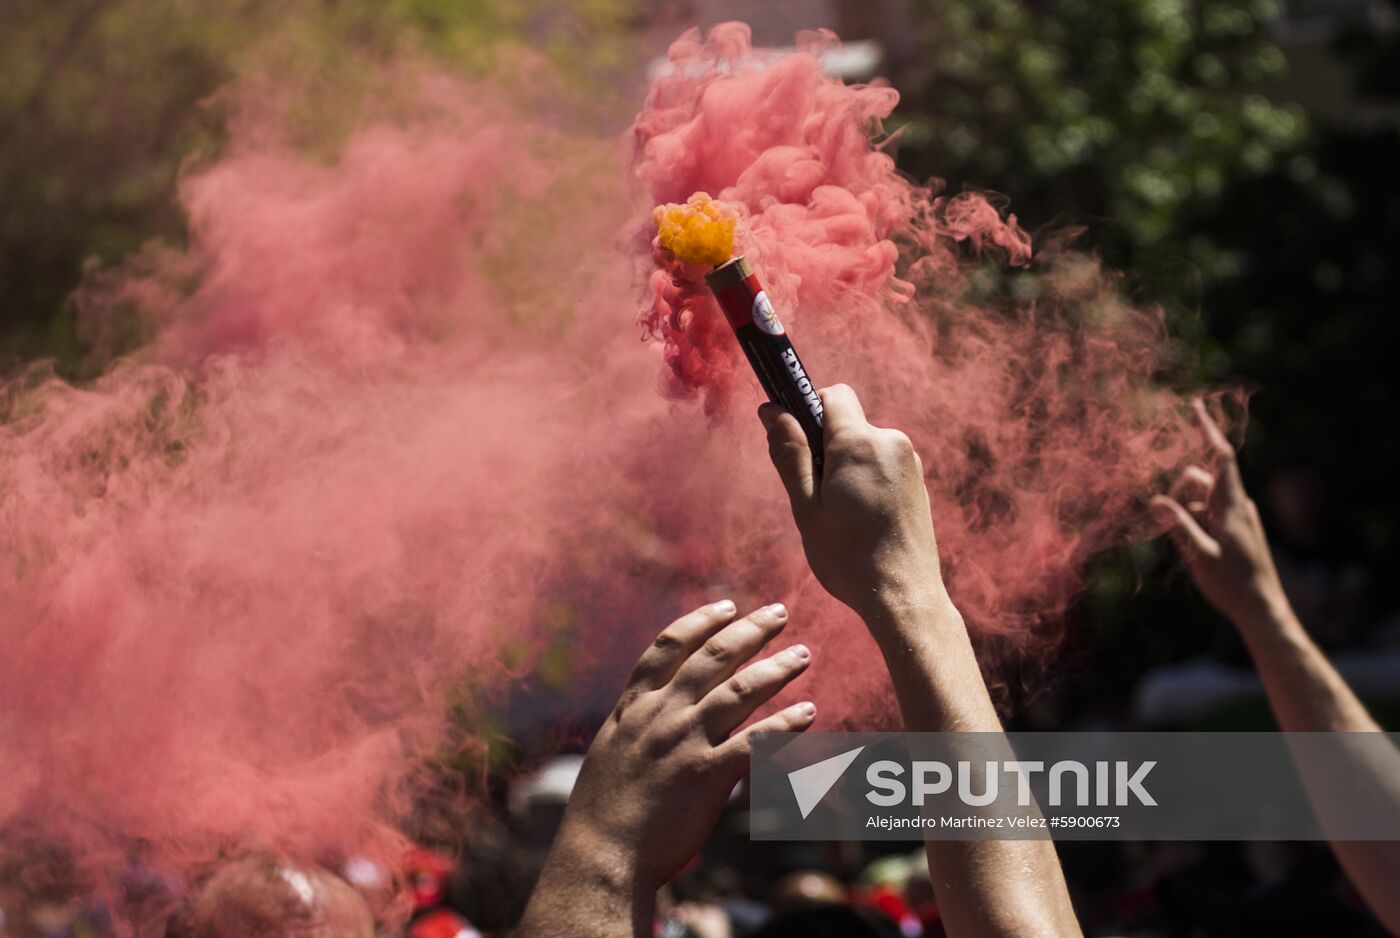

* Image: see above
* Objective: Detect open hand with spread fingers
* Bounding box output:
[519,600,815,937]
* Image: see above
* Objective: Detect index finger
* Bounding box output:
[1193,399,1235,459]
[626,600,738,690]
[1193,399,1245,497]
[670,603,790,700]
[818,384,869,438]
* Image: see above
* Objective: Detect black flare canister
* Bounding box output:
[705,256,825,465]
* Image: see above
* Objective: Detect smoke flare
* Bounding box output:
[635,23,1212,642]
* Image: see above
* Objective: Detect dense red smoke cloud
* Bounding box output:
[635,22,1212,641]
[0,22,1214,904]
[0,75,691,882]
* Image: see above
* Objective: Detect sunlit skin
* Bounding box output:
[760,386,1083,938]
[518,600,817,937]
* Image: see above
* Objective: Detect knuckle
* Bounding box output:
[696,746,730,777]
[684,742,732,779]
[666,714,694,744]
[608,705,639,739]
[885,428,915,455]
[700,637,732,661]
[617,685,661,720]
[651,630,682,654]
[880,429,917,466]
[615,685,643,713]
[770,439,805,467]
[838,431,879,461]
[726,672,753,699]
[624,661,651,687]
[649,711,691,750]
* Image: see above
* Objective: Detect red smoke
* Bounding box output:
[0,22,1212,909]
[635,23,1210,640]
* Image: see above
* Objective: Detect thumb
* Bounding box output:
[759,403,816,510]
[1150,495,1220,562]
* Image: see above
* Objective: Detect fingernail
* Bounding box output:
[789,644,810,661]
[799,701,817,717]
[766,602,788,620]
[758,406,777,430]
[713,599,736,614]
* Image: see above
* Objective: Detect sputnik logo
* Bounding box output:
[787,746,865,819]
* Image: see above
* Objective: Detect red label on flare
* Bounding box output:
[713,273,783,334]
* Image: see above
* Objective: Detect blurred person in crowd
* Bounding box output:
[768,870,845,911]
[749,904,901,938]
[176,856,373,938]
[661,862,762,938]
[661,901,732,938]
[1152,840,1386,937]
[0,848,115,938]
[517,385,1083,937]
[445,826,547,936]
[665,867,907,938]
[403,849,479,938]
[1152,401,1400,934]
[851,853,934,935]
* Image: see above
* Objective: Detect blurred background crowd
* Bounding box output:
[3,0,1398,935]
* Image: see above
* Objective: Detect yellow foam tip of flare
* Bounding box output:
[652,192,736,268]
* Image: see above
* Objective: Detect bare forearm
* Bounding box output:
[1232,595,1400,932]
[1154,402,1400,931]
[517,826,653,938]
[868,601,999,732]
[1234,595,1378,733]
[864,589,1082,938]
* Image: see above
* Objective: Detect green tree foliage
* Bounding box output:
[892,0,1399,716]
[1194,3,1400,594]
[1,0,249,368]
[0,0,639,372]
[895,0,1306,302]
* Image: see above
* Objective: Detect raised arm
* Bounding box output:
[1152,400,1400,932]
[1150,401,1378,734]
[760,385,1082,938]
[517,601,816,938]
